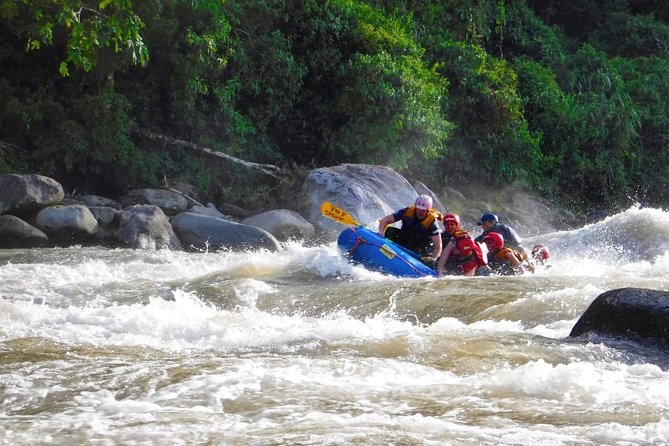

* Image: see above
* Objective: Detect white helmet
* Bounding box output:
[414,194,433,211]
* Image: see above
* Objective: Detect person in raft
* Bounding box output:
[482,232,524,275]
[377,194,442,263]
[531,244,551,267]
[437,213,487,276]
[474,212,536,272]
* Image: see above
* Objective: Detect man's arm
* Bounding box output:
[430,233,442,260]
[378,214,396,235]
[436,240,454,276]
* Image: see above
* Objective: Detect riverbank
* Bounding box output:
[1,166,584,251]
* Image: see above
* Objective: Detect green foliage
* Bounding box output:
[0,0,149,75]
[332,51,452,171]
[264,0,454,176]
[590,11,669,58]
[610,56,669,202]
[514,43,645,209]
[329,0,419,56]
[434,40,542,185]
[501,1,566,65]
[4,0,669,212]
[0,82,148,192]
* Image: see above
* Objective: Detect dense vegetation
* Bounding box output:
[2,0,669,213]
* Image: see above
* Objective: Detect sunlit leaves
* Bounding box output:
[333,51,451,170]
[2,0,148,75]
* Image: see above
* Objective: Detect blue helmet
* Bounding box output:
[477,212,498,226]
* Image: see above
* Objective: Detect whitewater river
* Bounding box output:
[2,206,669,445]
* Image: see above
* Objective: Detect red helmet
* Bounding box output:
[532,244,550,262]
[443,213,460,227]
[483,232,504,250]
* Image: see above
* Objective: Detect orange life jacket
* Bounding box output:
[488,247,525,275]
[494,247,523,264]
[401,206,441,232]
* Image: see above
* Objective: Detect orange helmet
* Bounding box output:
[443,213,460,227]
[483,232,504,250]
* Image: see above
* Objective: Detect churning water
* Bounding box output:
[2,206,669,445]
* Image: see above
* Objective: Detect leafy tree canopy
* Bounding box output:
[2,0,669,213]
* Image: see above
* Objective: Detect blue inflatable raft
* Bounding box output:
[337,226,437,278]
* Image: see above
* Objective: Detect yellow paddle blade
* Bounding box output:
[320,201,360,226]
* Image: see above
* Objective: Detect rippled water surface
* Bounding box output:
[2,207,669,445]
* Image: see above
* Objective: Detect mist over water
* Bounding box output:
[2,206,669,445]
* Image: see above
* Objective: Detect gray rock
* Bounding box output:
[171,212,280,252]
[0,215,48,248]
[89,206,119,226]
[117,205,181,250]
[243,209,315,241]
[89,206,120,245]
[76,194,121,209]
[121,189,189,216]
[217,202,251,220]
[301,163,419,240]
[0,174,64,215]
[444,187,467,203]
[61,198,86,206]
[570,288,669,346]
[35,205,98,244]
[189,203,230,220]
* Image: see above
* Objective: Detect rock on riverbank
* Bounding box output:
[1,165,566,251]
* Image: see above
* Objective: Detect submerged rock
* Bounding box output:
[570,288,669,346]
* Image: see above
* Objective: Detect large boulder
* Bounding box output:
[243,209,315,241]
[301,164,423,240]
[117,205,181,250]
[121,189,189,216]
[570,288,669,345]
[171,212,281,252]
[34,204,99,245]
[0,174,64,215]
[0,215,49,248]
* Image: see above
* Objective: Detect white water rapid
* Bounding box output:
[2,206,669,445]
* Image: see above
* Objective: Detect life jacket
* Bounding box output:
[400,206,441,234]
[491,247,523,264]
[447,229,486,266]
[488,247,524,275]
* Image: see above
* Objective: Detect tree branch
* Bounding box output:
[136,129,283,178]
[0,140,20,151]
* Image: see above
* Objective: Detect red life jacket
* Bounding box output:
[450,229,486,266]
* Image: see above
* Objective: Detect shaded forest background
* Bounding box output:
[2,0,669,215]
